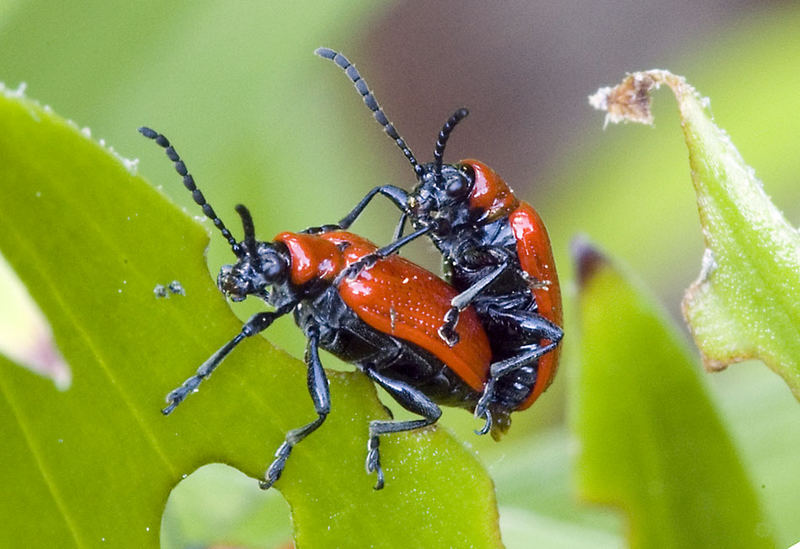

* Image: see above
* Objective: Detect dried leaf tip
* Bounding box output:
[589,69,699,127]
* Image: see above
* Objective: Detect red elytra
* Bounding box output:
[508,203,562,408]
[275,231,492,391]
[460,159,562,408]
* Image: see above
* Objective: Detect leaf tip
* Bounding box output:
[589,69,701,127]
[589,72,657,127]
[571,235,607,288]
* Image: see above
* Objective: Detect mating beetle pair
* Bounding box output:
[310,48,563,434]
[143,48,562,490]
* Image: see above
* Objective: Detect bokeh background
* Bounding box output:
[1,1,799,547]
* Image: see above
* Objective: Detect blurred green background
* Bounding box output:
[1,1,799,547]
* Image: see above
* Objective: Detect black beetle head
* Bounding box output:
[216,205,288,302]
[217,242,287,302]
[407,162,475,236]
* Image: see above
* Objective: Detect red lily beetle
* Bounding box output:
[311,48,563,435]
[140,127,501,489]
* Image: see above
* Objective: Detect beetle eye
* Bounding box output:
[261,250,286,281]
[446,177,466,198]
[458,163,475,184]
[264,259,283,279]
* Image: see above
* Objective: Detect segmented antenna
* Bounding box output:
[315,47,423,178]
[138,127,242,256]
[234,204,258,256]
[433,108,469,181]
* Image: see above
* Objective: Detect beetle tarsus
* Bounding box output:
[260,441,292,490]
[437,307,461,347]
[474,408,493,436]
[161,400,179,416]
[473,379,496,435]
[366,435,384,490]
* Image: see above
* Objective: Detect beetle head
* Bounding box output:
[407,161,475,236]
[217,205,288,302]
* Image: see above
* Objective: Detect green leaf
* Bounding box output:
[589,70,800,399]
[572,239,775,548]
[0,89,502,546]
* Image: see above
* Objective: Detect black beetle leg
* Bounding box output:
[362,368,442,490]
[335,226,432,285]
[473,377,497,436]
[473,340,560,432]
[302,185,409,234]
[337,185,409,229]
[472,307,563,434]
[392,212,407,242]
[488,341,559,380]
[162,310,285,415]
[261,323,331,490]
[493,308,564,343]
[438,260,509,347]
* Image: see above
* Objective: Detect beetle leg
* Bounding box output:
[362,368,442,490]
[487,341,559,379]
[491,308,563,343]
[260,324,331,490]
[473,340,560,432]
[299,223,343,235]
[162,310,285,415]
[335,226,432,284]
[392,212,407,241]
[471,307,563,433]
[473,380,496,435]
[437,261,509,347]
[302,185,409,234]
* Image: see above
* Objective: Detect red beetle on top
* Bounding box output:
[310,48,563,435]
[140,127,532,490]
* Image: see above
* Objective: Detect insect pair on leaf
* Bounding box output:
[141,48,562,490]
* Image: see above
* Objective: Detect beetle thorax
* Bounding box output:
[461,159,518,224]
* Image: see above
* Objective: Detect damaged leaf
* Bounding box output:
[590,70,800,399]
[0,85,501,548]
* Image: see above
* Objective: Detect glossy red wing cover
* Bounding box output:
[509,202,563,409]
[337,254,491,392]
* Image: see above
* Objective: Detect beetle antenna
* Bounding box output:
[234,204,258,256]
[139,127,243,256]
[315,47,423,179]
[433,108,469,181]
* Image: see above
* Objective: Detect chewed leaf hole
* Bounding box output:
[161,463,292,548]
[0,252,70,389]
